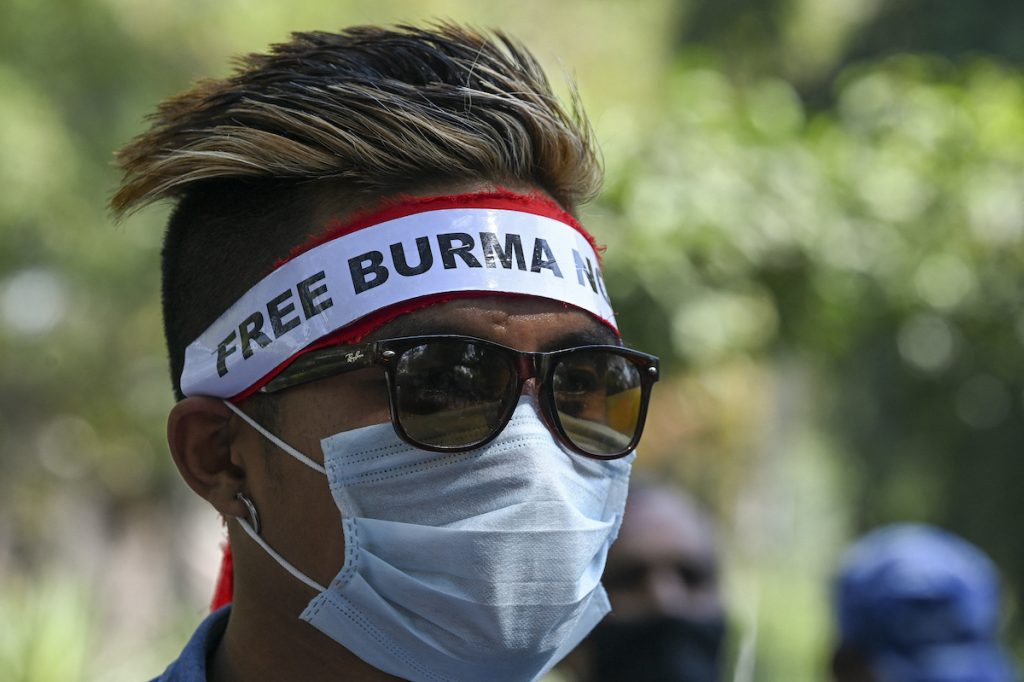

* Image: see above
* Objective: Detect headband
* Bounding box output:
[180,192,617,399]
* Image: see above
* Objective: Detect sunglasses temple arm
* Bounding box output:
[259,341,380,393]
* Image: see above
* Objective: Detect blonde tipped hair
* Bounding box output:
[112,24,602,217]
[112,24,604,400]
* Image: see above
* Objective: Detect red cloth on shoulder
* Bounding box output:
[210,542,233,611]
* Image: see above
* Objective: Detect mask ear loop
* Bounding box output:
[222,401,328,593]
[223,401,327,475]
[234,513,327,593]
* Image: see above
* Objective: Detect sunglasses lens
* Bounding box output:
[552,350,643,457]
[392,339,516,449]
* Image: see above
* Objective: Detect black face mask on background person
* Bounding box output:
[585,615,727,682]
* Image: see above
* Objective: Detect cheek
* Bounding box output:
[603,588,652,621]
[259,378,392,585]
[283,381,393,460]
[691,588,725,618]
[261,456,348,586]
[297,485,349,585]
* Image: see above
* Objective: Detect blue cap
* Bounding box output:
[835,523,1016,682]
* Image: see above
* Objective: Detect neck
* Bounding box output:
[208,534,404,682]
[209,596,403,682]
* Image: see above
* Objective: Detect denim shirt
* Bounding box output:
[151,606,231,681]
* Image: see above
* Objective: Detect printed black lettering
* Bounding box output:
[437,232,482,269]
[348,253,389,295]
[530,238,563,278]
[267,289,300,337]
[595,267,610,303]
[298,270,334,316]
[480,232,526,270]
[573,249,598,293]
[391,237,434,276]
[215,331,237,377]
[238,312,272,360]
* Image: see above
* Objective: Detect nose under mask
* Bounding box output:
[226,396,634,682]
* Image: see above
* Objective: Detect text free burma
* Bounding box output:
[214,231,608,377]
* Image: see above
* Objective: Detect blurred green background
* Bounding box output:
[2,0,1023,679]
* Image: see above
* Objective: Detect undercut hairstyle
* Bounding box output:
[111,24,602,400]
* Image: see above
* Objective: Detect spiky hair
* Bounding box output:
[111,24,603,400]
[112,24,601,216]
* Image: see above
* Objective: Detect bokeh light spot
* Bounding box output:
[0,268,69,336]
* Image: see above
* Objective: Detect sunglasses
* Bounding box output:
[260,335,659,459]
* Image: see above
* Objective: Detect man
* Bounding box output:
[831,523,1016,682]
[112,24,659,682]
[563,480,727,681]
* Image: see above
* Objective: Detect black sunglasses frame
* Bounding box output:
[259,335,659,459]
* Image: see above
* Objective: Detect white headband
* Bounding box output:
[180,201,616,399]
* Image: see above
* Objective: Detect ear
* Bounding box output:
[167,396,248,519]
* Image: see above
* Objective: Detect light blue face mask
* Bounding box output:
[227,396,633,682]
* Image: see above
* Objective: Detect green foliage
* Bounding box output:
[602,55,1024,368]
[0,576,91,682]
[596,51,1024,670]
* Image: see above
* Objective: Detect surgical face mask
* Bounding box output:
[585,614,727,682]
[227,397,632,682]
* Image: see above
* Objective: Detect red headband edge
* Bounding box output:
[272,189,604,272]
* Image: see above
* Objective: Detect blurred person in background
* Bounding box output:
[563,480,727,682]
[112,23,660,682]
[831,523,1016,682]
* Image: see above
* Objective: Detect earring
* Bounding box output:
[235,492,261,536]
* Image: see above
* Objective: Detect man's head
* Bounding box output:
[569,480,727,682]
[831,523,1015,682]
[602,481,722,621]
[113,24,657,681]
